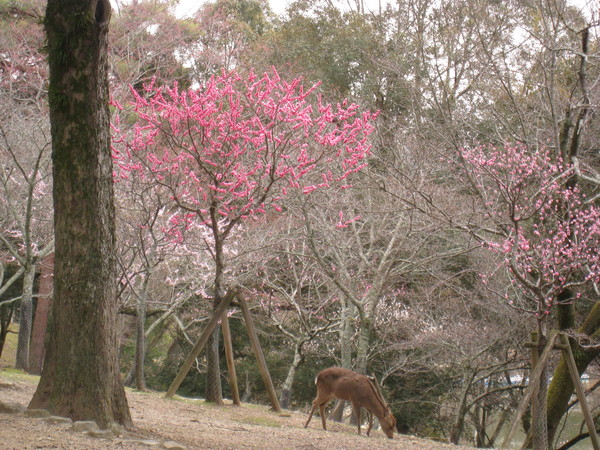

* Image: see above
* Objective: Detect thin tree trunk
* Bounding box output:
[330,296,354,423]
[526,328,548,450]
[450,373,476,444]
[124,322,167,386]
[355,316,372,374]
[28,255,54,374]
[205,216,224,404]
[340,297,353,370]
[0,302,15,359]
[280,340,304,409]
[133,273,150,390]
[0,265,25,358]
[205,326,223,404]
[16,264,35,372]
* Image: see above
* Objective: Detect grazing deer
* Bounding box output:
[304,367,396,439]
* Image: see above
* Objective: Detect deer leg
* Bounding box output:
[352,402,361,435]
[304,400,319,428]
[366,411,373,436]
[319,403,327,430]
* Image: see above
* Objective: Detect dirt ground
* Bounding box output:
[0,370,475,450]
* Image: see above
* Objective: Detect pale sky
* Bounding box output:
[174,0,594,19]
[175,0,290,18]
[175,0,391,18]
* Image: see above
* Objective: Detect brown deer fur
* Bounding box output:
[304,367,396,439]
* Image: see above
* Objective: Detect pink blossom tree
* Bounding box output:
[459,143,600,333]
[112,68,376,403]
[458,142,600,446]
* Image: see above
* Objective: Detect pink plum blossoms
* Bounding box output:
[111,68,376,242]
[460,143,600,319]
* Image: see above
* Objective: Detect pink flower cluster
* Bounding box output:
[461,143,600,317]
[112,68,376,238]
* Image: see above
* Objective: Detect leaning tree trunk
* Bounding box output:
[29,0,131,428]
[15,263,35,372]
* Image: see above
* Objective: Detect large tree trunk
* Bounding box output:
[29,0,131,428]
[15,264,35,372]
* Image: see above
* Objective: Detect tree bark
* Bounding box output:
[29,0,131,428]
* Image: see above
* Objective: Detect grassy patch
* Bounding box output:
[0,322,19,368]
[0,367,40,384]
[237,416,282,428]
[167,394,209,405]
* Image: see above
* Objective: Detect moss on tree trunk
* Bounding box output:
[28,0,131,428]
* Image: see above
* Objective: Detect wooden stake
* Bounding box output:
[501,331,558,449]
[560,333,600,450]
[221,312,241,406]
[164,290,235,398]
[237,291,282,412]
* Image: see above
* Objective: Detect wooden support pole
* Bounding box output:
[237,291,282,413]
[560,333,600,450]
[501,331,558,449]
[164,290,235,398]
[221,313,241,406]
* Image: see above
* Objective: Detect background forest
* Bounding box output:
[1,0,599,447]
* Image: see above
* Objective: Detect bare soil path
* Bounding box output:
[0,370,475,449]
